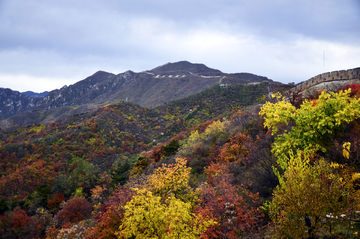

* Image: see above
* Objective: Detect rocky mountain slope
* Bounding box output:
[0,88,43,120]
[0,61,272,127]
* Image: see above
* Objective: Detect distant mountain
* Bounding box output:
[22,91,49,98]
[151,61,223,75]
[0,61,273,127]
[0,88,43,120]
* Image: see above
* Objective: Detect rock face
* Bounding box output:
[289,67,360,96]
[0,61,272,127]
[0,88,43,120]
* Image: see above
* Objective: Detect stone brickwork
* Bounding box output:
[290,67,360,95]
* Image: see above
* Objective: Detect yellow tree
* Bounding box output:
[118,157,216,238]
[259,89,360,169]
[260,90,360,237]
[268,154,352,238]
[148,157,193,201]
[118,188,215,239]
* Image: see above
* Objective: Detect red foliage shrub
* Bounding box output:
[338,83,360,98]
[11,207,31,229]
[84,186,134,239]
[57,197,92,224]
[47,193,66,210]
[205,145,221,166]
[0,207,41,238]
[205,162,231,186]
[196,177,263,239]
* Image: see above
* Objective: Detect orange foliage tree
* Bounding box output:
[218,132,255,165]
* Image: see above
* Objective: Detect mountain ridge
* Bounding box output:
[0,61,272,126]
[150,61,223,75]
[21,91,49,98]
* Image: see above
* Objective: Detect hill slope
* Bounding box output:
[0,81,287,201]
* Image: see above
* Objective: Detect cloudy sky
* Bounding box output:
[0,0,359,92]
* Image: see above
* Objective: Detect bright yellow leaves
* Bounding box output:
[148,157,192,201]
[260,89,360,167]
[118,188,214,239]
[184,120,227,149]
[260,89,360,238]
[204,120,225,138]
[259,100,295,135]
[343,142,351,159]
[271,92,283,100]
[182,130,202,149]
[118,157,216,238]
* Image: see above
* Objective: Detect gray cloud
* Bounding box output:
[0,0,359,92]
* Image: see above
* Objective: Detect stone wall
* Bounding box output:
[291,67,360,93]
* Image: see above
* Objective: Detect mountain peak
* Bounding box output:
[92,70,114,77]
[151,61,222,74]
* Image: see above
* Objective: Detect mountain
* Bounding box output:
[0,61,273,128]
[22,91,49,98]
[151,61,223,75]
[0,88,43,121]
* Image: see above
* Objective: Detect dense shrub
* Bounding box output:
[57,197,92,224]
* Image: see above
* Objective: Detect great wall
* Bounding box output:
[289,67,360,95]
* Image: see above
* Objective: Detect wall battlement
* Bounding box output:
[291,67,360,92]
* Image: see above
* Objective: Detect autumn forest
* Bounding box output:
[1,81,360,238]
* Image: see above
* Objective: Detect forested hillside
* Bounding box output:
[2,82,360,238]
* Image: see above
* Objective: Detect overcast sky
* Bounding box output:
[0,0,359,92]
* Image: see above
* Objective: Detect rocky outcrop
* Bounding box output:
[0,88,43,120]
